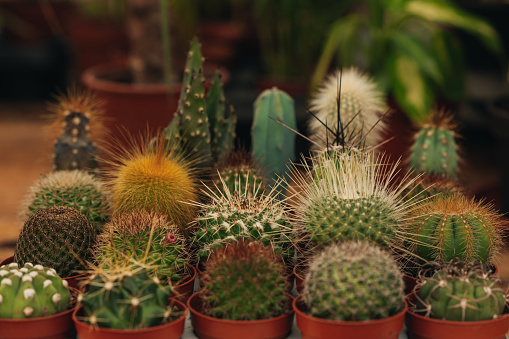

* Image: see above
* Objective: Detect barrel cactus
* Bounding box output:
[414,259,507,321]
[14,206,97,278]
[0,262,71,318]
[201,239,288,320]
[304,241,405,321]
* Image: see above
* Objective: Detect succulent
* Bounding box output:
[401,174,465,203]
[201,239,288,320]
[414,259,507,321]
[0,262,71,319]
[14,206,97,278]
[303,241,405,321]
[22,169,110,232]
[96,210,189,284]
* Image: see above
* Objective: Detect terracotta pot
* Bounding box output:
[73,298,187,339]
[188,291,295,339]
[405,292,509,339]
[294,294,407,339]
[293,260,308,294]
[169,263,196,303]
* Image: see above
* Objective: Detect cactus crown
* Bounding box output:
[402,174,465,203]
[201,239,288,320]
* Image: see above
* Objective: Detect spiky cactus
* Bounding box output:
[14,206,97,278]
[252,87,296,183]
[304,241,405,321]
[22,170,110,232]
[0,262,71,319]
[97,211,188,284]
[414,259,507,321]
[408,194,503,264]
[201,239,288,320]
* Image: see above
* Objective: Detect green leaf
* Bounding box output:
[432,31,466,101]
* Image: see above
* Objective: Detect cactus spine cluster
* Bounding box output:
[14,206,97,278]
[0,262,71,319]
[304,241,404,321]
[414,259,507,321]
[201,239,287,320]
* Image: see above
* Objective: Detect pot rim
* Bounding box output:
[173,263,197,290]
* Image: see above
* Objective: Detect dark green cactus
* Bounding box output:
[0,262,71,319]
[201,239,288,320]
[414,259,507,321]
[303,241,405,321]
[14,206,97,278]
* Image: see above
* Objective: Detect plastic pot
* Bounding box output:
[293,260,308,294]
[169,263,197,303]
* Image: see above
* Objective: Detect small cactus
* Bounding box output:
[303,241,405,321]
[0,262,71,319]
[201,239,288,320]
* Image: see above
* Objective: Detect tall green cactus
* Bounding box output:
[252,87,296,183]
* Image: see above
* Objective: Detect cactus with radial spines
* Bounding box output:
[0,262,71,319]
[22,169,110,232]
[201,239,288,320]
[14,206,97,278]
[304,241,405,321]
[414,259,507,321]
[408,194,503,264]
[97,210,188,284]
[252,87,296,184]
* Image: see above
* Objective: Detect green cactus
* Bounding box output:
[414,259,507,321]
[201,239,288,320]
[22,170,110,232]
[401,174,465,203]
[0,262,71,319]
[14,206,97,278]
[303,241,405,321]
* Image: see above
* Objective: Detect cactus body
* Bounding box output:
[202,240,287,320]
[14,206,97,278]
[402,174,464,203]
[0,262,71,319]
[304,241,404,321]
[252,87,296,183]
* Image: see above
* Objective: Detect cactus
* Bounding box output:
[0,262,71,319]
[79,264,176,329]
[252,87,296,183]
[408,194,503,264]
[414,259,507,321]
[14,206,97,278]
[21,169,110,232]
[97,210,188,284]
[401,174,465,203]
[304,241,405,321]
[201,239,288,320]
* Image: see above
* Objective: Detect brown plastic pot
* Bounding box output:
[188,291,295,339]
[294,294,407,339]
[293,260,308,294]
[73,298,187,339]
[169,263,196,303]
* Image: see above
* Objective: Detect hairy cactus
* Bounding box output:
[97,211,188,284]
[252,87,296,183]
[414,259,507,321]
[14,206,97,278]
[22,169,110,232]
[0,262,71,319]
[408,195,503,264]
[201,239,288,320]
[304,241,404,321]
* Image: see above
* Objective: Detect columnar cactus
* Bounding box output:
[201,239,288,320]
[14,206,97,278]
[304,241,405,321]
[414,259,507,321]
[0,262,71,318]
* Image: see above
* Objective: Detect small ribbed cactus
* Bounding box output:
[201,239,288,320]
[22,169,110,232]
[408,194,503,263]
[304,241,404,321]
[0,262,71,318]
[414,259,507,321]
[14,206,97,278]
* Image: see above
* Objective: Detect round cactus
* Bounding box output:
[201,239,288,320]
[0,262,71,318]
[303,241,405,321]
[414,259,507,321]
[22,169,110,232]
[14,206,97,278]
